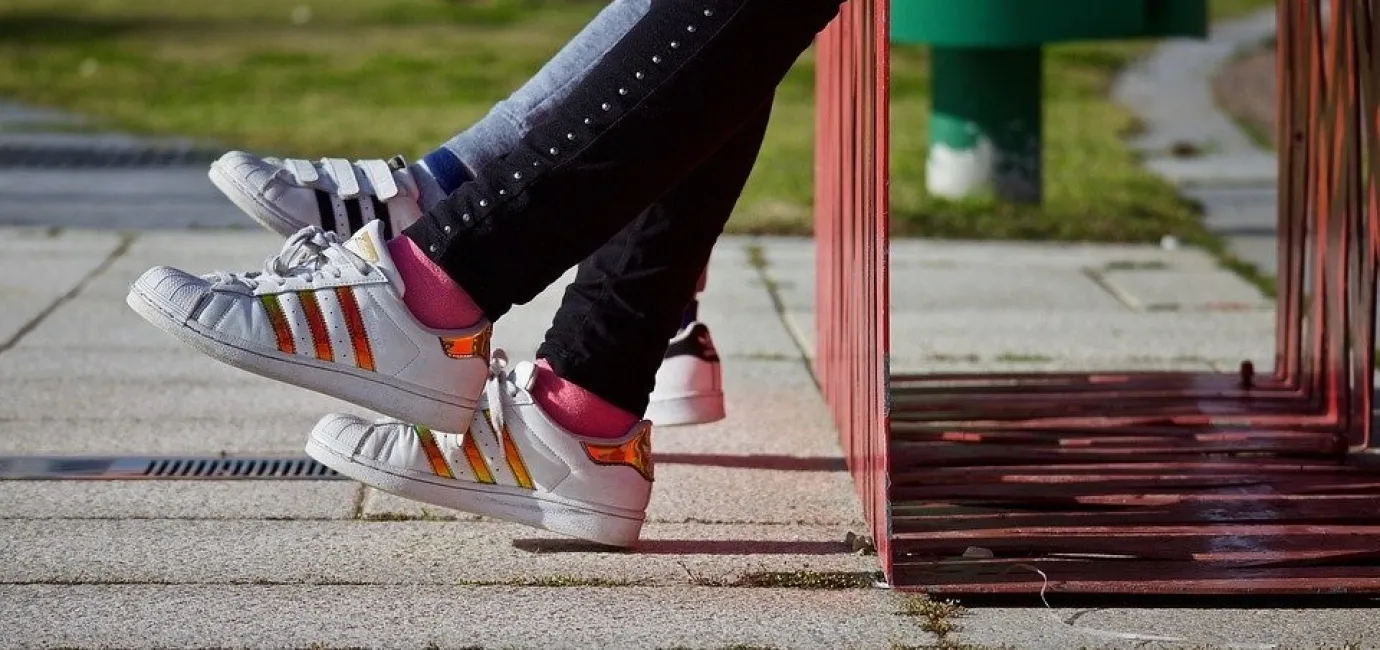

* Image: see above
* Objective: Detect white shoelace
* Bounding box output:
[483,350,521,437]
[210,226,373,290]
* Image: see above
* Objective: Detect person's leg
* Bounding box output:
[133,0,843,547]
[536,98,772,423]
[406,0,842,343]
[422,0,652,201]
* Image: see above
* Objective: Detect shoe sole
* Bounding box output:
[644,391,726,427]
[306,430,645,548]
[209,157,307,237]
[127,284,479,433]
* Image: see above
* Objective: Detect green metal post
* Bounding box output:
[926,46,1042,203]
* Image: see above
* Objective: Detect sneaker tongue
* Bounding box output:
[342,221,405,297]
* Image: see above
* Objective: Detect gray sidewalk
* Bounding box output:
[6,226,1375,649]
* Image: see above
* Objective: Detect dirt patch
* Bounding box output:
[1212,42,1278,148]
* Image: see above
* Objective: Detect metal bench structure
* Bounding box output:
[814,0,1380,594]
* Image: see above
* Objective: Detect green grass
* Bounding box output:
[0,0,1272,238]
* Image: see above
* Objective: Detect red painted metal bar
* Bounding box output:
[813,0,1380,592]
[813,0,891,570]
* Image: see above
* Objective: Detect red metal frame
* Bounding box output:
[814,0,892,573]
[813,0,1380,594]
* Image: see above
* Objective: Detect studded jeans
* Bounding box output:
[402,0,845,414]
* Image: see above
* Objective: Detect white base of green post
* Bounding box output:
[925,46,1043,203]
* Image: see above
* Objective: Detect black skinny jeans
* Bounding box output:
[403,0,845,414]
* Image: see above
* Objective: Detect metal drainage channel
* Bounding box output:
[0,456,343,480]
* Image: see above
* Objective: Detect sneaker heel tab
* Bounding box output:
[438,324,492,361]
[581,423,654,482]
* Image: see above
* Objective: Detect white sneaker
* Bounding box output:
[126,221,491,432]
[646,322,725,426]
[209,151,426,239]
[307,353,653,547]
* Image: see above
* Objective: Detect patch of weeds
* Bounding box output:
[925,353,981,364]
[1103,260,1170,271]
[360,508,457,522]
[686,567,880,589]
[993,352,1054,363]
[898,594,968,648]
[455,575,642,588]
[744,243,768,270]
[1145,303,1184,312]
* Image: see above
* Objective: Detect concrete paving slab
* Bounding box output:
[2,519,878,586]
[956,605,1380,650]
[14,296,183,351]
[0,585,925,650]
[776,265,1129,313]
[886,310,1275,367]
[1,375,378,422]
[0,169,248,230]
[363,461,864,527]
[0,481,358,520]
[1099,269,1271,311]
[761,237,1223,273]
[0,416,320,455]
[787,307,1265,371]
[0,229,124,346]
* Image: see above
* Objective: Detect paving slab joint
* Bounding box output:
[744,241,818,386]
[0,232,134,354]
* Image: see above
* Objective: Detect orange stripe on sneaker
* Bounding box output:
[484,409,533,490]
[460,430,495,484]
[335,287,375,371]
[583,423,654,482]
[297,291,334,361]
[258,295,295,354]
[439,327,492,360]
[414,426,453,479]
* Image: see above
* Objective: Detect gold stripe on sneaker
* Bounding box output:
[414,426,453,479]
[258,295,295,354]
[297,291,335,361]
[460,429,495,484]
[335,287,375,371]
[439,327,492,360]
[583,423,654,482]
[484,409,533,490]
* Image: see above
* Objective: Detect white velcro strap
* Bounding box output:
[358,159,400,201]
[324,158,361,198]
[285,158,319,185]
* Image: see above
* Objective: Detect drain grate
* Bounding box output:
[0,456,343,480]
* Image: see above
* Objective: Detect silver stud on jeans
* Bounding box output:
[513,171,522,179]
[498,189,507,196]
[549,147,559,155]
[670,40,680,48]
[443,225,451,233]
[479,199,488,207]
[567,132,576,140]
[601,102,611,111]
[652,55,662,64]
[428,244,437,253]
[584,117,593,125]
[687,25,696,32]
[704,8,714,16]
[618,88,628,96]
[635,71,645,79]
[462,212,472,222]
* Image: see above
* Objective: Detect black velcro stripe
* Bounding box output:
[372,197,392,239]
[344,198,364,233]
[314,190,337,233]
